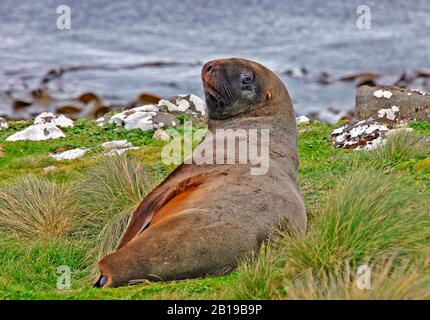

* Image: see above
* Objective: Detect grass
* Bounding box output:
[282,168,430,274]
[0,176,81,240]
[355,130,427,170]
[284,255,430,300]
[0,119,429,299]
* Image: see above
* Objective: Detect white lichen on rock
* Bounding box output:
[109,106,179,131]
[34,112,74,128]
[377,105,400,121]
[50,148,88,161]
[6,123,65,141]
[158,94,207,121]
[373,89,393,99]
[331,118,389,150]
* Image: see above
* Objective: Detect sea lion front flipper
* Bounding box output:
[117,163,207,249]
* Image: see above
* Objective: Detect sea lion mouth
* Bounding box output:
[205,91,226,112]
[203,77,228,115]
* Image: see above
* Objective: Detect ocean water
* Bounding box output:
[1,0,429,119]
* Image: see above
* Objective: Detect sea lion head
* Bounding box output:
[202,57,291,120]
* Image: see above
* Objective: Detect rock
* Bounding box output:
[6,123,65,141]
[80,101,111,119]
[101,140,133,150]
[416,70,430,78]
[96,115,112,126]
[137,93,161,105]
[30,88,53,105]
[78,92,100,104]
[158,94,207,123]
[101,139,140,156]
[12,99,32,110]
[315,71,331,85]
[0,117,9,130]
[56,105,82,115]
[104,147,140,157]
[283,67,308,78]
[110,106,179,131]
[43,165,58,173]
[340,72,381,82]
[153,128,170,141]
[34,112,74,128]
[50,147,88,161]
[331,118,389,150]
[296,115,310,124]
[355,85,430,125]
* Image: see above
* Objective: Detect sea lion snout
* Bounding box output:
[202,59,224,81]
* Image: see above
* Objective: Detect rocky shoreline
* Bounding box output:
[2,65,430,124]
[1,81,429,161]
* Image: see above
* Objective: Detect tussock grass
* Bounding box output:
[285,256,430,300]
[282,168,430,274]
[0,175,80,240]
[93,207,135,263]
[356,131,427,169]
[231,244,283,299]
[79,155,158,265]
[79,155,155,220]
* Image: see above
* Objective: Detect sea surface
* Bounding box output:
[1,0,429,120]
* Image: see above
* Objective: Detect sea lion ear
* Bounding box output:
[265,90,272,101]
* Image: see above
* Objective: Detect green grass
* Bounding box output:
[0,119,429,300]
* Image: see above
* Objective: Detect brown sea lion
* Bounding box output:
[95,58,307,288]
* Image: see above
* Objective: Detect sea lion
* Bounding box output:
[95,58,306,288]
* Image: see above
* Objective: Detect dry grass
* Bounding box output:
[356,131,427,169]
[0,175,80,240]
[78,155,158,267]
[281,168,430,275]
[285,256,430,300]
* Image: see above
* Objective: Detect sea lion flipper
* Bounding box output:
[117,163,207,249]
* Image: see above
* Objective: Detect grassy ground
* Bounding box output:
[0,119,429,300]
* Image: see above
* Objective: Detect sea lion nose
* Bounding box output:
[202,60,223,81]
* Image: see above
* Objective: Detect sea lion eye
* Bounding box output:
[241,72,254,85]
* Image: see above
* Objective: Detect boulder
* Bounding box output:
[296,115,310,124]
[0,117,8,130]
[50,147,88,161]
[331,118,389,150]
[355,85,430,125]
[137,93,161,105]
[101,140,133,150]
[96,115,112,127]
[6,123,65,141]
[110,106,179,131]
[101,139,140,156]
[158,94,207,123]
[34,112,74,128]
